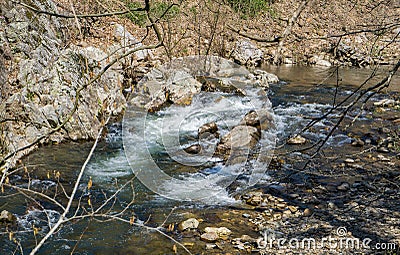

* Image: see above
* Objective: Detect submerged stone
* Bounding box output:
[179,218,200,231]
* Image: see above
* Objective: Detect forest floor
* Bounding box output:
[57,0,400,66]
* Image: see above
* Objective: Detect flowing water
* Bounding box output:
[1,65,399,254]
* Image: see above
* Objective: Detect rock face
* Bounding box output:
[232,40,263,66]
[0,1,126,166]
[113,23,152,62]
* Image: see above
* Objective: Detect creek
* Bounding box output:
[1,65,399,254]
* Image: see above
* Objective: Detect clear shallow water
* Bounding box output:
[1,65,398,254]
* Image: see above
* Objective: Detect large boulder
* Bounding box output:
[252,69,280,86]
[113,23,152,62]
[214,108,275,164]
[216,125,260,164]
[232,40,263,66]
[129,56,252,111]
[166,70,202,105]
[131,68,202,111]
[239,109,274,131]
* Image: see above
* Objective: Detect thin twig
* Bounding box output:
[29,115,110,255]
[15,1,145,19]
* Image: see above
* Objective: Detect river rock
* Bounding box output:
[253,69,279,85]
[287,135,307,145]
[216,125,260,162]
[351,138,365,147]
[132,66,203,110]
[0,210,16,224]
[216,66,250,77]
[303,208,313,217]
[310,55,332,67]
[166,70,202,105]
[344,158,355,164]
[179,218,200,231]
[247,194,263,206]
[197,76,246,95]
[201,232,219,242]
[184,144,201,154]
[288,205,298,213]
[204,226,232,240]
[205,243,217,249]
[239,109,274,131]
[129,55,278,112]
[232,40,263,66]
[316,59,332,67]
[198,122,219,138]
[337,182,350,191]
[219,125,260,148]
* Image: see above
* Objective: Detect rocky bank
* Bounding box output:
[1,0,399,168]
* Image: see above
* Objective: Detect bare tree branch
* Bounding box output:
[29,114,110,255]
[227,24,281,43]
[274,0,311,64]
[15,1,145,19]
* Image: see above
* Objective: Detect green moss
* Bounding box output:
[123,1,180,27]
[25,10,34,20]
[189,6,198,15]
[26,90,35,101]
[151,2,180,20]
[226,0,274,19]
[125,2,148,27]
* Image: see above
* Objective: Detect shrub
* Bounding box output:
[125,1,180,27]
[226,0,274,18]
